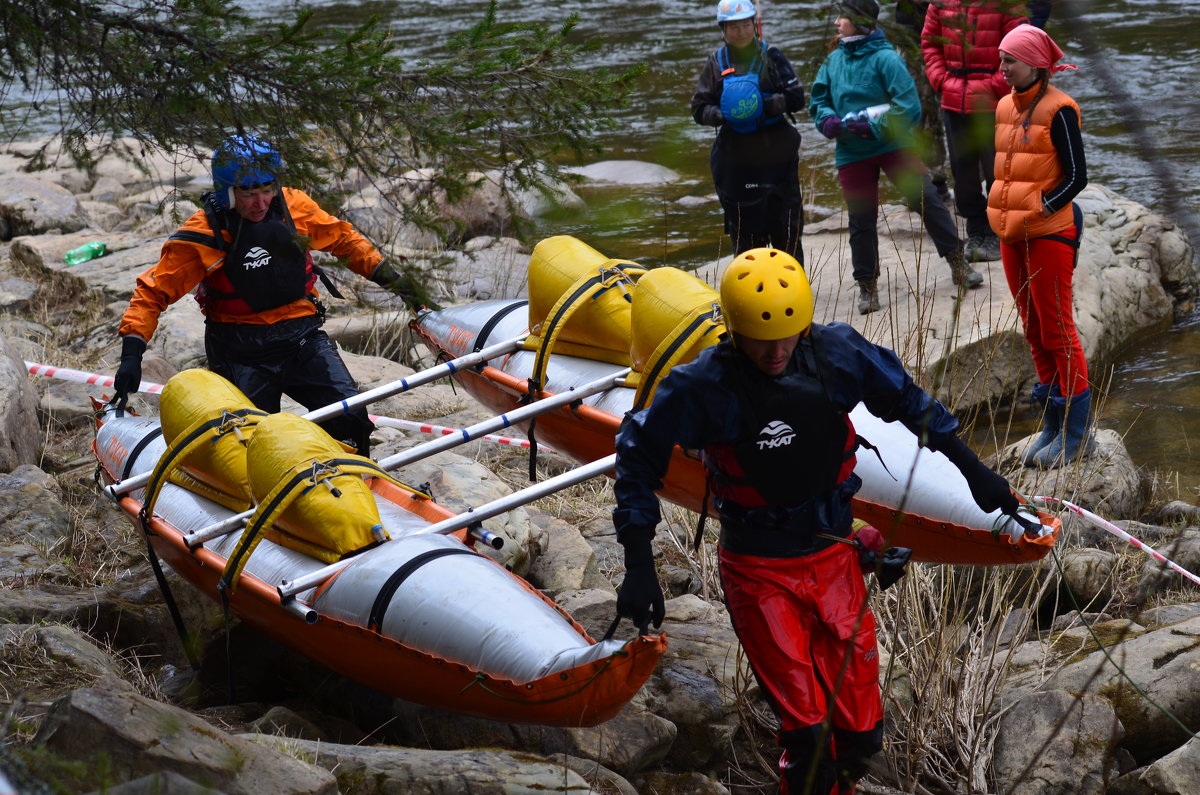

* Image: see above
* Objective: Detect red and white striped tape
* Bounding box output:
[1036,495,1200,587]
[369,416,543,450]
[24,360,164,393]
[24,360,543,451]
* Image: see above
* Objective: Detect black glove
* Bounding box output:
[369,261,442,311]
[614,526,664,633]
[111,336,146,411]
[764,93,788,118]
[876,547,913,590]
[937,434,1019,515]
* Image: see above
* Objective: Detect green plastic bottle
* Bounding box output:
[64,241,107,266]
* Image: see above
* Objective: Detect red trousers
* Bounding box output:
[720,542,883,793]
[1001,225,1089,397]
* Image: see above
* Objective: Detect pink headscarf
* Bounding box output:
[998,24,1078,73]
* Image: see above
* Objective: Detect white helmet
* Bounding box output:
[716,0,757,24]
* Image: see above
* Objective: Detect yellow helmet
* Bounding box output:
[719,248,813,340]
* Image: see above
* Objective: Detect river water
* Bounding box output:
[26,1,1200,497]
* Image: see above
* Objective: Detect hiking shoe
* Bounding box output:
[857,280,880,314]
[947,251,984,289]
[967,233,1002,262]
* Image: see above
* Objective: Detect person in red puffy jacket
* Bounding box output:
[921,0,1027,263]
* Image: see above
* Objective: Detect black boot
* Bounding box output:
[856,280,880,315]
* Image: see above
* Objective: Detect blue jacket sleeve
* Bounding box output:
[812,323,959,447]
[613,353,741,537]
[876,51,922,137]
[691,53,725,127]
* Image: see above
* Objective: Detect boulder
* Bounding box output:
[998,429,1143,519]
[992,689,1123,794]
[564,160,681,186]
[640,595,746,771]
[9,230,161,302]
[268,738,605,794]
[438,236,531,301]
[1054,547,1118,607]
[526,507,611,595]
[1044,614,1200,761]
[0,176,89,238]
[0,338,42,471]
[0,464,72,546]
[1134,528,1200,599]
[392,449,541,575]
[33,677,338,795]
[1131,734,1200,794]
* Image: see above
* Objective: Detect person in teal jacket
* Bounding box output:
[809,0,982,315]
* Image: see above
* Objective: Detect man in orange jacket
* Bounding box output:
[113,134,427,453]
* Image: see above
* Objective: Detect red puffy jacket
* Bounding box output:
[921,0,1027,114]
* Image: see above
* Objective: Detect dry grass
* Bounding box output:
[1,625,165,745]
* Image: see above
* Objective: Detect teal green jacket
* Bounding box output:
[808,30,921,167]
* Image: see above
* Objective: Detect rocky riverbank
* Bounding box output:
[0,138,1198,793]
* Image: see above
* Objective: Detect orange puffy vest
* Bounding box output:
[986,82,1081,243]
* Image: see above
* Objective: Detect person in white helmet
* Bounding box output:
[692,0,807,262]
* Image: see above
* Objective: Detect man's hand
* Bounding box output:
[937,434,1019,515]
[820,116,843,139]
[614,526,664,632]
[959,458,1019,514]
[111,336,146,412]
[369,261,441,311]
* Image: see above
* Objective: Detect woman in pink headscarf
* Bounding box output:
[987,24,1093,469]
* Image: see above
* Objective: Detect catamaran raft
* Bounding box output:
[412,235,1059,566]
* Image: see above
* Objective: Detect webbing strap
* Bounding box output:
[367,546,477,631]
[121,427,163,482]
[169,229,225,249]
[219,457,426,594]
[526,262,644,482]
[474,300,529,354]
[632,303,722,412]
[529,262,644,397]
[138,408,266,528]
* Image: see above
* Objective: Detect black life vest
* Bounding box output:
[172,193,318,315]
[703,340,857,508]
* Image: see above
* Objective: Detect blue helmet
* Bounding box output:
[716,0,757,24]
[211,134,282,208]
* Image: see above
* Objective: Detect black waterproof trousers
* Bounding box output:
[205,315,374,455]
